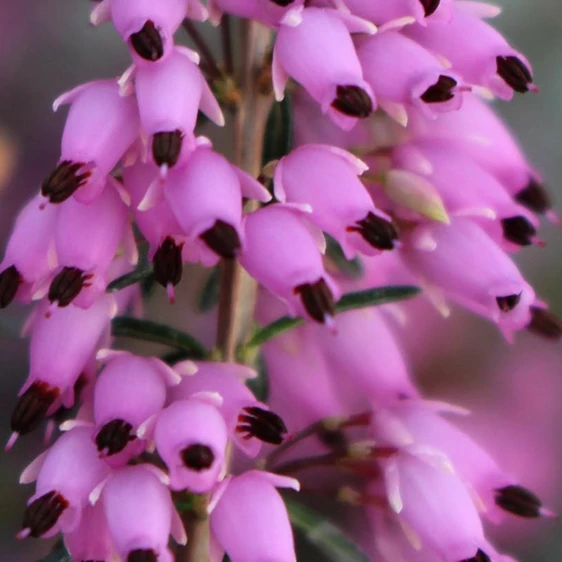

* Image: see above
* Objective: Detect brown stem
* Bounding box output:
[182,19,223,80]
[262,411,372,469]
[221,15,234,76]
[180,21,274,562]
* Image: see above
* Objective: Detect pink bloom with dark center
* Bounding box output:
[153,397,229,493]
[43,79,139,204]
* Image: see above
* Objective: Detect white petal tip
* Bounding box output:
[5,432,18,452]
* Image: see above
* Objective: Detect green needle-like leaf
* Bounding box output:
[245,285,420,349]
[112,317,208,359]
[285,497,370,562]
[106,263,154,292]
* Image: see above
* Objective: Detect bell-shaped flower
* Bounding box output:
[406,95,551,218]
[313,307,419,406]
[393,140,541,249]
[48,179,133,310]
[100,464,186,562]
[0,193,58,309]
[381,451,487,562]
[165,142,271,266]
[371,400,550,523]
[401,218,535,340]
[63,500,116,562]
[153,396,228,493]
[171,360,287,457]
[208,0,305,27]
[8,296,115,448]
[90,351,179,464]
[257,287,349,426]
[273,7,376,130]
[134,47,224,171]
[122,160,188,301]
[357,31,464,124]
[340,0,453,28]
[240,204,341,324]
[18,427,110,539]
[274,145,398,258]
[405,7,537,100]
[42,79,140,204]
[210,470,299,562]
[91,0,207,63]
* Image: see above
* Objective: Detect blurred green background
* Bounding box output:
[0,1,561,560]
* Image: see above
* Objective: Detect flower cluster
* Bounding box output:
[1,0,559,561]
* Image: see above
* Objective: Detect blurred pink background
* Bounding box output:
[0,1,561,560]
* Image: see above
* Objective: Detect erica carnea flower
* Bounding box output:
[133,46,224,170]
[48,179,133,309]
[153,396,229,493]
[100,464,186,562]
[172,361,288,455]
[42,79,139,204]
[91,0,208,62]
[3,0,559,561]
[210,470,299,562]
[404,4,537,100]
[19,427,110,539]
[0,194,58,308]
[273,7,376,130]
[90,351,178,463]
[340,0,453,27]
[240,204,341,324]
[273,144,399,258]
[8,296,114,449]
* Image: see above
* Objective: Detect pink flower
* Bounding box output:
[91,351,178,464]
[406,95,551,218]
[171,360,287,457]
[392,140,541,250]
[274,144,398,258]
[48,179,132,310]
[18,427,110,539]
[312,307,419,406]
[122,160,188,301]
[401,218,536,340]
[258,287,348,427]
[101,464,186,562]
[63,500,116,562]
[210,470,299,562]
[91,0,207,62]
[8,296,114,448]
[357,30,465,123]
[380,451,488,562]
[165,142,271,266]
[405,6,537,100]
[340,0,453,27]
[134,47,224,171]
[42,79,140,204]
[153,396,228,493]
[0,193,58,308]
[273,7,376,130]
[240,204,341,324]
